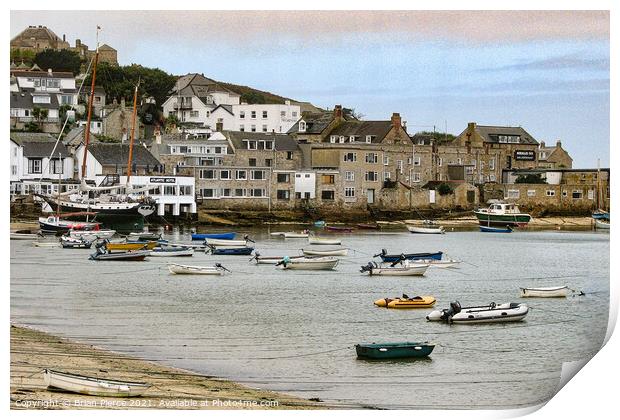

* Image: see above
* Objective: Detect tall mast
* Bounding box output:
[80,26,100,180]
[126,79,140,184]
[57,153,62,221]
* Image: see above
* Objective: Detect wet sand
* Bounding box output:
[10,325,324,410]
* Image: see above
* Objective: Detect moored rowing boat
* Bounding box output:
[519,286,570,298]
[43,369,150,397]
[167,263,228,275]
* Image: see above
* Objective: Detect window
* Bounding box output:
[51,159,63,174]
[321,174,335,184]
[201,188,216,198]
[572,190,583,199]
[220,170,231,180]
[247,140,257,150]
[457,157,462,165]
[343,152,357,162]
[249,158,257,167]
[383,171,391,181]
[344,187,355,198]
[527,190,536,197]
[287,151,294,160]
[179,185,193,196]
[397,160,403,173]
[277,190,290,200]
[61,95,73,105]
[262,110,268,119]
[414,156,421,166]
[489,158,495,170]
[199,169,216,179]
[383,156,390,165]
[190,111,199,118]
[321,190,335,200]
[251,125,256,132]
[330,135,337,143]
[220,188,232,198]
[215,147,222,154]
[239,124,245,132]
[277,173,290,183]
[164,185,177,196]
[280,111,286,117]
[489,174,496,182]
[546,190,556,197]
[437,157,443,167]
[411,173,421,182]
[471,159,477,168]
[236,170,247,180]
[251,170,265,180]
[264,140,274,150]
[305,174,310,178]
[250,188,265,197]
[33,95,51,104]
[234,188,246,197]
[345,171,354,182]
[299,121,306,132]
[588,189,595,200]
[339,136,345,144]
[292,111,298,118]
[507,190,520,199]
[365,153,378,164]
[251,111,257,119]
[366,135,372,143]
[46,79,60,88]
[240,111,245,119]
[11,165,17,175]
[262,125,268,132]
[28,159,42,174]
[265,159,273,167]
[349,136,356,142]
[365,171,378,182]
[466,166,474,175]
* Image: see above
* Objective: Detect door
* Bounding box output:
[429,190,436,204]
[367,189,375,204]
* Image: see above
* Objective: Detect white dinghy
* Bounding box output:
[276,256,339,270]
[69,229,116,241]
[426,301,528,324]
[519,286,570,298]
[151,247,194,257]
[270,231,309,239]
[32,240,60,248]
[308,237,342,245]
[43,369,150,397]
[360,260,429,276]
[406,225,445,234]
[415,258,462,269]
[205,235,254,247]
[167,263,229,275]
[302,247,349,257]
[250,253,305,265]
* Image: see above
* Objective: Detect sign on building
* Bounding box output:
[514,150,536,161]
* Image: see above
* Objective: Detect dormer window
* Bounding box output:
[366,135,372,143]
[349,136,355,142]
[339,136,345,143]
[299,120,306,132]
[330,135,337,143]
[205,95,213,104]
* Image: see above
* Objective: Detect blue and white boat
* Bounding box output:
[374,249,443,263]
[207,244,254,255]
[479,225,513,233]
[191,232,236,241]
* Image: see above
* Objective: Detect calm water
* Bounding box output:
[11,227,609,409]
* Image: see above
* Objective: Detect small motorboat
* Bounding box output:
[270,231,310,238]
[150,246,194,257]
[207,244,254,255]
[407,225,445,234]
[360,260,429,276]
[43,369,150,397]
[356,223,380,230]
[302,247,349,257]
[60,236,92,249]
[519,286,570,298]
[276,256,339,270]
[325,226,354,232]
[374,249,443,263]
[308,237,342,245]
[89,247,150,261]
[594,219,610,230]
[355,342,435,359]
[103,240,158,252]
[167,263,229,275]
[426,301,528,324]
[127,231,161,241]
[250,253,305,265]
[191,232,236,241]
[374,295,436,309]
[205,235,253,246]
[38,216,100,233]
[479,225,513,233]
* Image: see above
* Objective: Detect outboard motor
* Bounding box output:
[360,262,374,273]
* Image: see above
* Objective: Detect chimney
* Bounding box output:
[333,104,343,120]
[556,140,562,148]
[47,68,53,75]
[63,34,66,42]
[540,141,545,148]
[391,113,402,129]
[76,39,81,48]
[155,130,162,145]
[216,121,223,132]
[467,122,476,132]
[402,120,407,132]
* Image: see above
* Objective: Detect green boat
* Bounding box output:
[474,202,531,227]
[355,342,435,359]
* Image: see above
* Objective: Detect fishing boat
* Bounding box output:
[270,231,310,238]
[374,295,436,308]
[167,263,229,275]
[595,219,610,230]
[38,216,99,233]
[355,342,435,359]
[325,226,354,232]
[150,247,194,257]
[519,286,570,298]
[103,241,158,251]
[207,244,254,255]
[60,236,92,249]
[205,235,253,246]
[308,237,342,245]
[374,249,443,263]
[302,247,349,257]
[360,260,429,276]
[479,225,513,233]
[406,225,445,234]
[356,223,380,230]
[89,248,150,261]
[474,202,531,227]
[426,301,528,324]
[276,256,339,270]
[69,229,116,241]
[10,232,41,240]
[191,232,236,241]
[43,369,150,397]
[250,253,305,265]
[127,231,161,241]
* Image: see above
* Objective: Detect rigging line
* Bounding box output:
[38,55,95,184]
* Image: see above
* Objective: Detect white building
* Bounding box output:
[294,172,316,199]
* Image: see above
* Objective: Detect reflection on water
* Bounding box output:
[10,228,609,409]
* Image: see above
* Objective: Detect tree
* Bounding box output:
[11,49,36,66]
[31,107,48,130]
[240,91,266,104]
[34,50,82,75]
[437,183,453,196]
[515,173,546,184]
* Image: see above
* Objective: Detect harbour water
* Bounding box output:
[10,227,609,409]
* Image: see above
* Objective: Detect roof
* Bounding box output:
[211,104,234,115]
[10,133,69,158]
[63,126,86,147]
[474,125,539,145]
[326,121,393,143]
[87,143,161,167]
[171,73,239,100]
[11,70,75,79]
[10,92,59,110]
[11,25,63,47]
[223,130,299,152]
[287,112,334,134]
[410,133,434,145]
[99,44,116,51]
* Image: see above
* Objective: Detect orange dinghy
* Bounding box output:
[374,295,436,309]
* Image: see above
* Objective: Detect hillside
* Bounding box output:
[215,80,322,113]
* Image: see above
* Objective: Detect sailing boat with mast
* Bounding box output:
[38,28,156,217]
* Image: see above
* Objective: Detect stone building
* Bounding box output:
[537,140,573,169]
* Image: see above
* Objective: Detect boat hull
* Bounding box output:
[520,286,569,298]
[167,263,223,275]
[479,225,513,233]
[474,211,531,227]
[89,250,150,261]
[355,342,435,359]
[595,219,610,230]
[210,247,254,255]
[308,238,342,245]
[192,232,236,240]
[41,196,155,217]
[302,248,348,256]
[280,257,339,270]
[366,264,429,276]
[374,296,436,308]
[69,230,116,241]
[151,248,194,257]
[105,242,157,251]
[406,226,445,234]
[43,369,150,397]
[379,251,443,263]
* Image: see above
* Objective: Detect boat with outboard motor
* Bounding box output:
[426,301,528,324]
[374,249,443,263]
[60,236,92,249]
[361,259,429,276]
[270,231,310,239]
[150,246,194,257]
[308,237,342,245]
[276,256,339,270]
[206,244,254,255]
[302,247,348,257]
[250,252,305,265]
[204,235,254,246]
[38,216,99,233]
[89,247,150,261]
[474,202,531,227]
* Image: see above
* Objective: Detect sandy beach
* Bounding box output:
[10,325,324,410]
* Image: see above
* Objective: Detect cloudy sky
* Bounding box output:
[10,10,610,167]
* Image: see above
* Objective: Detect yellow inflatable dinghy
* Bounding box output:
[374,295,436,309]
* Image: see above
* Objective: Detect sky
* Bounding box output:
[10,10,610,168]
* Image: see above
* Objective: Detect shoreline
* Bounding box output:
[10,324,325,410]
